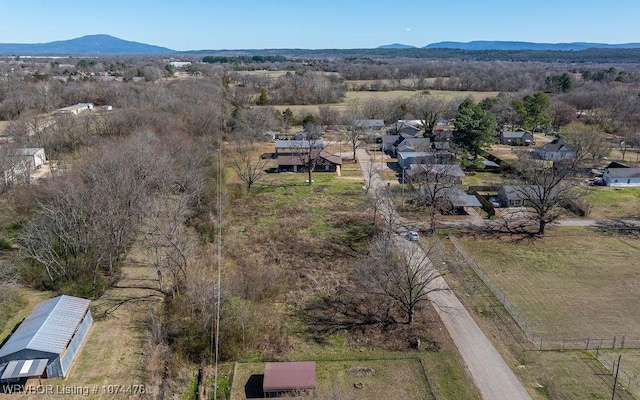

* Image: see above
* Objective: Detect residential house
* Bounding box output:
[602,167,640,187]
[397,151,455,169]
[434,130,453,142]
[499,129,534,146]
[382,135,400,154]
[277,149,342,173]
[389,136,431,157]
[52,103,94,115]
[387,121,421,137]
[535,139,576,160]
[274,139,324,156]
[404,163,465,184]
[354,119,385,131]
[497,185,555,207]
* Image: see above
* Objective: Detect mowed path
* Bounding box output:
[356,148,531,400]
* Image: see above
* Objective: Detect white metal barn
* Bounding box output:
[0,295,93,381]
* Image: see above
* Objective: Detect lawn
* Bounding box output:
[585,187,640,220]
[456,227,640,338]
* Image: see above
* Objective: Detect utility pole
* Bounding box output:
[611,354,621,400]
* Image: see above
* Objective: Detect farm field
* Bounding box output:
[267,89,499,116]
[456,227,640,338]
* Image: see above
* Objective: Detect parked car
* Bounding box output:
[489,196,501,208]
[407,230,419,241]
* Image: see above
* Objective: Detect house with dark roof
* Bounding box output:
[602,167,640,187]
[0,295,92,381]
[397,151,455,169]
[389,136,432,157]
[497,185,557,207]
[387,121,421,137]
[499,129,534,146]
[274,139,324,156]
[535,139,576,160]
[405,163,465,185]
[277,150,342,173]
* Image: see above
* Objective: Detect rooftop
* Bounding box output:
[0,295,91,359]
[263,361,316,392]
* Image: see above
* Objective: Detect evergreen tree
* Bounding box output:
[453,99,497,160]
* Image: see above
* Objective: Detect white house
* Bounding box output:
[52,103,94,115]
[602,168,640,187]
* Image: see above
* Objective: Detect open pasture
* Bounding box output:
[457,227,640,338]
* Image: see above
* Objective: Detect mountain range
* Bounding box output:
[382,41,640,51]
[0,34,175,55]
[1,35,640,55]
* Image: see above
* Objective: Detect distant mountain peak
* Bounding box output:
[377,43,416,49]
[0,34,175,55]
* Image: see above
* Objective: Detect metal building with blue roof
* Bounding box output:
[0,295,92,381]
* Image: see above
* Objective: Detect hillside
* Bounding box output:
[0,34,175,55]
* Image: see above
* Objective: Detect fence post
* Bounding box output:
[613,336,616,349]
[621,336,625,349]
[562,338,566,351]
[586,338,590,350]
[539,338,543,350]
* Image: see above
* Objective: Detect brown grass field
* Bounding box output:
[231,359,434,400]
[456,226,640,338]
[267,89,499,116]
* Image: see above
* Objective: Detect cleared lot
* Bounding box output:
[458,227,640,338]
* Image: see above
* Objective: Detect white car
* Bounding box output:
[407,231,419,241]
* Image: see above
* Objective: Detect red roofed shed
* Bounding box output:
[263,361,316,397]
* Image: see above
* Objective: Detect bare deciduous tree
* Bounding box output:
[405,163,462,233]
[510,155,582,235]
[228,140,270,190]
[559,122,611,162]
[357,233,448,324]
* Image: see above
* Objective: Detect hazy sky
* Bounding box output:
[1,0,639,50]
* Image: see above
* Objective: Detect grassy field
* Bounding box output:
[268,89,499,116]
[439,236,637,400]
[456,226,640,338]
[232,359,434,400]
[595,349,640,397]
[586,187,640,220]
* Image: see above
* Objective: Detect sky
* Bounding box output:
[1,0,640,51]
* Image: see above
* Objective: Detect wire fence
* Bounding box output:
[593,351,640,398]
[447,234,640,397]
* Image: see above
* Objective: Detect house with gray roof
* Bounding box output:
[602,167,640,187]
[499,129,534,146]
[0,295,92,380]
[535,139,576,160]
[354,119,385,131]
[397,151,455,169]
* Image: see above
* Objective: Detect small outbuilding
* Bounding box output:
[0,295,92,381]
[263,361,316,398]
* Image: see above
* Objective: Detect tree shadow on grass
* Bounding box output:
[299,287,395,344]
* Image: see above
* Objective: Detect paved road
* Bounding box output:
[356,148,532,400]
